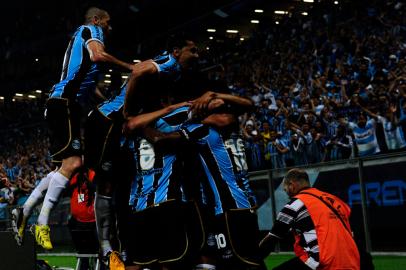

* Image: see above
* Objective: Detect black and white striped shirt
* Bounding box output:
[271,197,320,270]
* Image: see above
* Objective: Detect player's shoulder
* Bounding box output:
[81,24,102,31]
[153,51,173,64]
[80,24,104,39]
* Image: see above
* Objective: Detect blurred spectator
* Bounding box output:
[346,113,380,157]
[325,126,354,161]
[264,130,289,169]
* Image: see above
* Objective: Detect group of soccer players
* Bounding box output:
[10,6,264,270]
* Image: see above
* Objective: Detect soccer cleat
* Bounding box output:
[34,224,53,250]
[107,251,125,270]
[11,208,26,246]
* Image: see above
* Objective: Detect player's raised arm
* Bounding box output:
[87,40,133,71]
[123,60,160,117]
[83,8,133,71]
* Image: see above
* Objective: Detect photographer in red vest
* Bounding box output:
[68,168,98,269]
[259,168,360,270]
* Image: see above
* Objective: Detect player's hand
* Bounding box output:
[190,91,217,118]
[168,101,192,112]
[142,126,163,144]
[389,104,397,113]
[122,118,135,137]
[258,232,274,259]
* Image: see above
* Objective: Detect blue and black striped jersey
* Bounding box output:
[96,52,182,118]
[152,52,182,81]
[98,81,128,119]
[180,123,257,215]
[50,25,104,100]
[129,106,189,211]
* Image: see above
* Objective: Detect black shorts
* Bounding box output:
[84,108,122,171]
[46,98,82,162]
[126,200,204,266]
[210,208,263,270]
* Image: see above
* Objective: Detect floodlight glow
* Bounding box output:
[274,11,288,15]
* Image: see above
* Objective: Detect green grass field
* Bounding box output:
[39,254,406,269]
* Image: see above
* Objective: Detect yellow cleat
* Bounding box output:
[109,251,125,270]
[34,224,53,250]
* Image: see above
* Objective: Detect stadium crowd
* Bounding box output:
[1,0,406,205]
[0,124,52,213]
[219,0,406,170]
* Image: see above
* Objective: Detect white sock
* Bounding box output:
[95,194,114,257]
[37,172,69,225]
[23,171,55,217]
[195,264,216,270]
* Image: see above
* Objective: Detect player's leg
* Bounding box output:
[126,207,159,270]
[35,156,82,250]
[85,108,125,269]
[215,208,265,270]
[11,170,56,244]
[34,97,83,250]
[157,201,200,270]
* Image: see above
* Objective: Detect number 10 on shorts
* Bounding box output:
[215,233,227,249]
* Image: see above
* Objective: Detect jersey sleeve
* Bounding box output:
[82,25,105,47]
[271,198,302,238]
[151,52,181,81]
[180,123,210,141]
[367,118,376,126]
[348,121,357,130]
[375,116,382,124]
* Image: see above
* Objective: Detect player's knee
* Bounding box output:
[61,156,82,175]
[95,173,114,196]
[97,185,114,197]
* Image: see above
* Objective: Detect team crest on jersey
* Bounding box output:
[102,161,112,171]
[139,139,155,171]
[72,139,81,150]
[206,233,216,247]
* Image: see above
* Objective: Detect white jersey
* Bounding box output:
[349,119,380,156]
[378,116,406,150]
